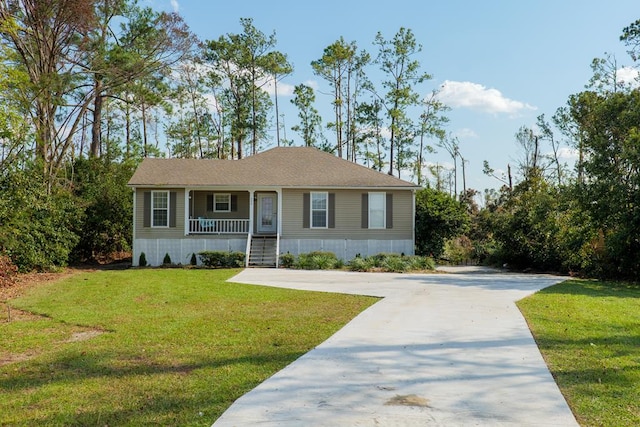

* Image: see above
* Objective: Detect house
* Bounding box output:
[127,146,420,267]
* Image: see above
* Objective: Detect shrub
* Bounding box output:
[0,253,18,288]
[443,236,474,265]
[294,251,338,270]
[279,252,295,268]
[348,256,373,272]
[139,252,148,267]
[163,253,172,265]
[380,255,407,273]
[406,255,436,271]
[190,253,198,266]
[198,251,245,268]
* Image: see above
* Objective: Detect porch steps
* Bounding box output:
[248,236,277,267]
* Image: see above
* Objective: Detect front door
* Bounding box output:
[257,193,277,234]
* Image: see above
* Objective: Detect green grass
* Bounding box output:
[518,279,640,426]
[0,269,377,426]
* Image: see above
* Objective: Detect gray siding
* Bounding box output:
[191,191,250,219]
[281,189,413,240]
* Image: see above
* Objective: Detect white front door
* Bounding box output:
[257,193,277,234]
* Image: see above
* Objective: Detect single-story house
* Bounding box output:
[127,146,420,267]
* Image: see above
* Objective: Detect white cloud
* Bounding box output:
[453,128,478,139]
[618,66,640,87]
[555,147,579,161]
[437,80,537,115]
[170,0,179,12]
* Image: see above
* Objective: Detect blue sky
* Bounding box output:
[149,0,639,194]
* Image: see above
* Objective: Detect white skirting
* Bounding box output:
[133,237,414,266]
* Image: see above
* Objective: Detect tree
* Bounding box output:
[290,84,323,147]
[373,28,431,177]
[205,18,289,158]
[414,187,469,258]
[0,0,96,187]
[416,91,448,186]
[86,1,195,158]
[312,37,369,159]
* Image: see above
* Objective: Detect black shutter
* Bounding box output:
[169,192,177,227]
[386,193,393,229]
[143,192,151,227]
[303,193,310,228]
[328,193,335,228]
[361,193,368,228]
[231,194,238,211]
[207,194,213,211]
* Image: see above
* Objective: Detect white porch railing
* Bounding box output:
[189,218,250,234]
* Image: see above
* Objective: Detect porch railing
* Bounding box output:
[189,218,250,234]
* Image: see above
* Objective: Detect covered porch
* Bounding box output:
[185,189,281,236]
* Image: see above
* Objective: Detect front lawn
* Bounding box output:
[518,279,640,426]
[0,269,377,426]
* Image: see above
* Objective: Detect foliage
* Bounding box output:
[69,158,135,263]
[443,236,475,265]
[414,187,470,258]
[0,167,81,271]
[0,269,376,425]
[345,253,434,272]
[293,251,340,270]
[278,252,295,268]
[0,253,18,288]
[519,279,640,426]
[139,252,148,267]
[198,250,245,268]
[162,253,172,265]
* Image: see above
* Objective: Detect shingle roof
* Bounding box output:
[127,146,418,188]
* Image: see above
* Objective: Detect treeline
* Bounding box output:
[441,20,640,280]
[1,0,639,280]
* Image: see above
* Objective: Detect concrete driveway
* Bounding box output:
[213,267,578,426]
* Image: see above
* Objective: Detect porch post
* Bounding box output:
[184,189,190,236]
[246,190,255,267]
[276,188,282,268]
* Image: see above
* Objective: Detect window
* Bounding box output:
[152,191,169,227]
[368,192,386,229]
[310,192,328,228]
[214,193,231,212]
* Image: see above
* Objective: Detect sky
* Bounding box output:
[148,0,639,195]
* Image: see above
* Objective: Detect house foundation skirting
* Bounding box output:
[279,239,414,261]
[132,238,414,267]
[133,238,248,267]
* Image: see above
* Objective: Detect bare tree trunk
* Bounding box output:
[90,78,103,157]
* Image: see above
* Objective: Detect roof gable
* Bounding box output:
[128,146,418,188]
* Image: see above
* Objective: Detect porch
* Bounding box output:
[185,190,280,236]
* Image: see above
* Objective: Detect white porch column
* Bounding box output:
[184,188,190,236]
[246,190,255,267]
[248,190,255,235]
[276,188,282,268]
[276,188,282,236]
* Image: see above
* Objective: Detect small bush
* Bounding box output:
[163,253,172,265]
[190,253,198,266]
[0,254,18,288]
[294,251,338,270]
[381,255,407,273]
[198,251,245,268]
[443,236,474,265]
[279,252,295,268]
[139,252,148,267]
[348,256,373,272]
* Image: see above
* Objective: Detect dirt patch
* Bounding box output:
[385,394,430,407]
[66,330,105,342]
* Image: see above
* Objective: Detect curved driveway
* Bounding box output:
[213,267,578,426]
